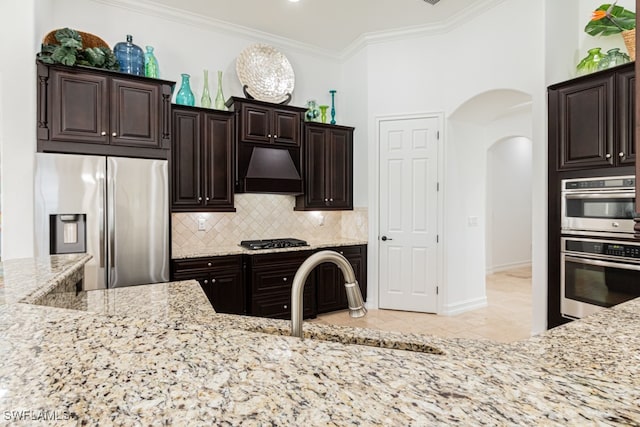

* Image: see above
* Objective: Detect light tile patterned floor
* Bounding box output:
[311,266,532,343]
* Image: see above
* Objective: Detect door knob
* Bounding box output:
[381,236,393,241]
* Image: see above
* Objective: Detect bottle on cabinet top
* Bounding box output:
[114,35,144,76]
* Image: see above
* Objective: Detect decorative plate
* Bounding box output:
[236,43,295,103]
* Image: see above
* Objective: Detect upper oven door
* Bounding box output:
[561,190,636,234]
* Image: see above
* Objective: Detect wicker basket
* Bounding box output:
[43,29,110,49]
[622,28,636,61]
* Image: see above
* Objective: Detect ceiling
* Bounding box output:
[144,0,485,53]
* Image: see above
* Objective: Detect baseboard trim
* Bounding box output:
[486,261,532,275]
[441,296,488,316]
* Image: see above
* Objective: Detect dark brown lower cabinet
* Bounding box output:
[247,250,316,320]
[172,245,368,320]
[316,245,367,313]
[171,255,244,314]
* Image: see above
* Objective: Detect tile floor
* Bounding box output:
[310,266,533,343]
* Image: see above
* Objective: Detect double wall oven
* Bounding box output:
[560,176,639,319]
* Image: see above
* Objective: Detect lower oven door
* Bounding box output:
[561,254,640,319]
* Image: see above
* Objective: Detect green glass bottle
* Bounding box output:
[576,48,605,76]
[144,46,159,78]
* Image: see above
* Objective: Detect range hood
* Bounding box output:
[236,145,303,194]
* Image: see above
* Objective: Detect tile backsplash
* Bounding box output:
[172,194,368,253]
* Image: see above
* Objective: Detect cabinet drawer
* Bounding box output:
[251,289,315,320]
[172,255,242,274]
[252,265,304,295]
[327,245,363,258]
[248,250,313,268]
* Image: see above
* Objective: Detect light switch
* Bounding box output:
[198,217,206,231]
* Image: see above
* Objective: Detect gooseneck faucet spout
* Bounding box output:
[291,250,367,338]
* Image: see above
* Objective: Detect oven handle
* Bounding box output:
[565,255,640,271]
[564,191,635,200]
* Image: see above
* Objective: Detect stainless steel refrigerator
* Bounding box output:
[35,153,170,290]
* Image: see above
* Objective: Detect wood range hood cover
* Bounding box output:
[236,145,303,195]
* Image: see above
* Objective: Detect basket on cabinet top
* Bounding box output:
[43,29,110,49]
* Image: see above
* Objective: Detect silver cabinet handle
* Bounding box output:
[207,262,212,267]
[329,198,334,202]
[211,278,216,283]
[206,197,210,201]
[204,279,208,284]
[274,134,278,138]
[283,277,288,282]
[268,134,272,138]
[605,153,612,159]
[284,304,288,309]
[612,222,620,228]
[619,152,625,157]
[112,132,117,137]
[324,198,328,202]
[101,131,107,136]
[198,197,202,201]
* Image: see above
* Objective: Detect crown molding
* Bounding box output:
[339,0,510,60]
[92,0,509,63]
[90,0,342,61]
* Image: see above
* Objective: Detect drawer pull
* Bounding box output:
[203,280,208,284]
[211,278,216,283]
[101,131,107,136]
[283,277,288,282]
[207,262,212,267]
[283,304,288,309]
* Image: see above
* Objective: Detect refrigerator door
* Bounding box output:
[34,153,107,290]
[107,157,169,287]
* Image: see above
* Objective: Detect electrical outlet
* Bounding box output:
[198,217,206,231]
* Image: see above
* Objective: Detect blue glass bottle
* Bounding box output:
[176,73,195,106]
[144,46,159,78]
[114,35,144,76]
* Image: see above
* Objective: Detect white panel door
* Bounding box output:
[379,117,439,312]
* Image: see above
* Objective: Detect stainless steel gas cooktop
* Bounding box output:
[240,238,309,250]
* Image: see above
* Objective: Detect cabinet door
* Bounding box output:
[303,126,328,208]
[206,269,244,314]
[556,74,615,170]
[316,262,346,313]
[50,69,109,144]
[272,109,300,146]
[327,128,353,209]
[172,109,202,209]
[110,78,161,148]
[203,113,234,210]
[240,104,271,144]
[617,68,636,165]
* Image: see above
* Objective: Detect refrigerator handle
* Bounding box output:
[107,164,116,277]
[98,176,106,268]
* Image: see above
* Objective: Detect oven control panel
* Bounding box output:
[564,176,635,190]
[566,240,640,259]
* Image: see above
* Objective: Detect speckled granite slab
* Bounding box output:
[1,255,639,425]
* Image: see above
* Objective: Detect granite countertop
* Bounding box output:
[1,255,639,425]
[172,238,368,259]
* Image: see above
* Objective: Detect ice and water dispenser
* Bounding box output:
[49,214,86,254]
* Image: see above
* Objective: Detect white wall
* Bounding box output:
[48,0,342,112]
[486,137,532,273]
[0,0,51,259]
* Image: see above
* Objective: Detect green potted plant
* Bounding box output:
[38,28,119,70]
[584,2,636,59]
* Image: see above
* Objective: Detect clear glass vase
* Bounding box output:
[214,70,227,110]
[201,69,212,108]
[176,73,195,106]
[597,48,631,70]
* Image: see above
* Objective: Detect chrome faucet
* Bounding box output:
[291,250,367,338]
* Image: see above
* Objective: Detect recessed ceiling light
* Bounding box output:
[289,0,300,2]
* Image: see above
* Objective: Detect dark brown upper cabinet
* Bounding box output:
[37,62,174,159]
[549,62,635,171]
[296,122,354,211]
[226,97,305,147]
[171,106,235,212]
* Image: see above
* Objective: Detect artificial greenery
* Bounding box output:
[38,28,119,70]
[585,3,635,36]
